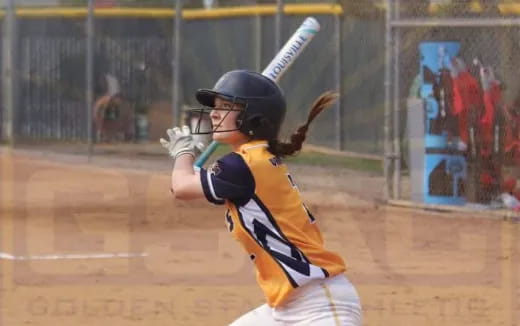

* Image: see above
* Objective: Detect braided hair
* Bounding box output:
[268,91,339,158]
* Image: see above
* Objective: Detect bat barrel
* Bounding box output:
[262,17,320,82]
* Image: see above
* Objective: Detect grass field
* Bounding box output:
[189,142,384,173]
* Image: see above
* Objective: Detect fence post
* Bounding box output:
[2,0,16,145]
[384,0,394,200]
[172,0,183,125]
[334,10,343,150]
[275,0,283,53]
[254,12,262,72]
[86,0,94,160]
[392,0,401,199]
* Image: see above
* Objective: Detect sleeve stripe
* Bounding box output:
[207,169,224,201]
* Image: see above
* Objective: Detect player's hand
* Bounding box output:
[191,132,211,156]
[160,125,200,159]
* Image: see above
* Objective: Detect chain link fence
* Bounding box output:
[4,0,520,209]
[0,0,387,157]
[388,0,520,211]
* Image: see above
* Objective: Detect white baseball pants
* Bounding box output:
[229,274,362,326]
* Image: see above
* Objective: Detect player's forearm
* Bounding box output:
[171,154,204,200]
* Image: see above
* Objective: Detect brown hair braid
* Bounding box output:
[268,90,339,158]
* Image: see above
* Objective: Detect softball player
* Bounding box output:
[160,70,362,325]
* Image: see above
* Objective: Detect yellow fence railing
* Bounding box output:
[429,0,520,15]
[0,3,343,19]
[1,2,519,19]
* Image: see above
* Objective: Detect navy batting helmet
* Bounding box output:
[193,70,286,140]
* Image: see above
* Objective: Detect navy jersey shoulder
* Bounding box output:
[200,152,256,206]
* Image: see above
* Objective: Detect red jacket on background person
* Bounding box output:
[450,57,483,146]
[479,66,501,156]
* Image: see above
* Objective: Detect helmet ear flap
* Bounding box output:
[242,114,275,139]
[249,115,263,128]
[239,113,259,137]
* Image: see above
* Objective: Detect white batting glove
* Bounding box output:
[160,125,197,159]
[191,117,213,150]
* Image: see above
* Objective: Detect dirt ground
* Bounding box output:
[1,147,519,326]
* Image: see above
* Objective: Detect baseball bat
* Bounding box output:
[194,16,321,169]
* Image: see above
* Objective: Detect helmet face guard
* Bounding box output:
[192,70,286,140]
[190,92,248,135]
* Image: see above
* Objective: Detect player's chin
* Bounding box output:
[212,131,226,142]
[212,130,234,144]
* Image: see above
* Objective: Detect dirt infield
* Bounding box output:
[1,148,519,326]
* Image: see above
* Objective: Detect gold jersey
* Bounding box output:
[200,140,346,307]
